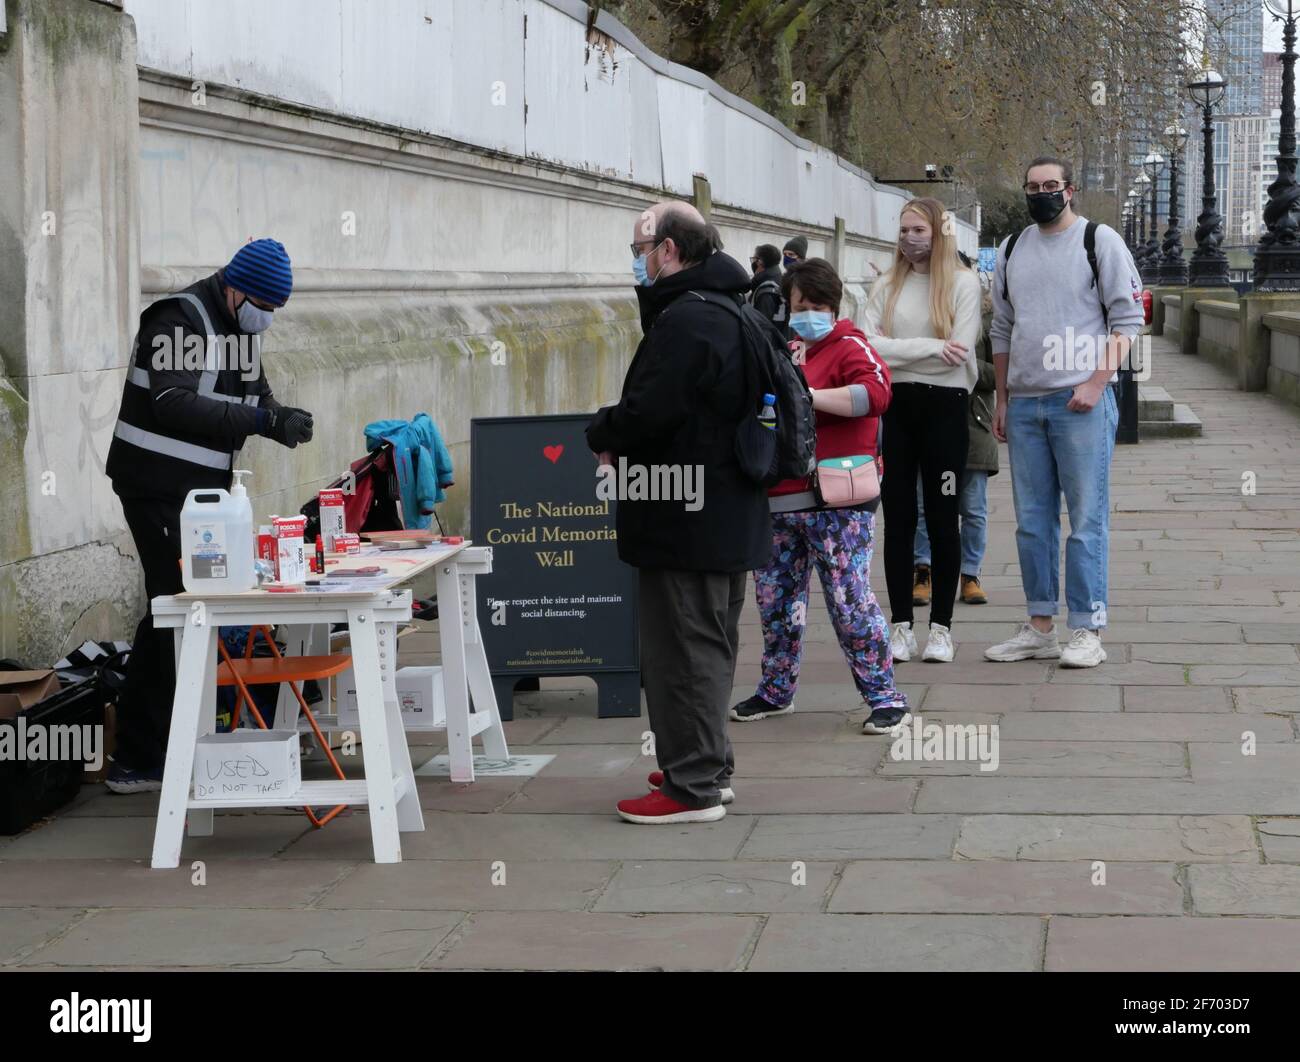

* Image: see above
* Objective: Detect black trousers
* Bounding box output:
[116,495,185,770]
[881,382,970,629]
[638,568,744,809]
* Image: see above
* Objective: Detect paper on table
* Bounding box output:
[307,576,396,593]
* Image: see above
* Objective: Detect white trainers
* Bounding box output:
[984,622,1062,662]
[890,621,918,662]
[922,622,955,662]
[1060,628,1107,668]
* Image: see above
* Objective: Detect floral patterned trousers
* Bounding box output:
[753,507,905,712]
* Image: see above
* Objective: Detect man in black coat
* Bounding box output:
[587,201,769,825]
[104,239,314,793]
[747,243,787,337]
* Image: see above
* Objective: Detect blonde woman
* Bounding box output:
[865,198,981,663]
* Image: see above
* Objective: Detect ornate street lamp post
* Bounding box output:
[1135,172,1153,275]
[1160,124,1189,284]
[1187,68,1232,287]
[1141,152,1166,284]
[1255,0,1300,290]
[1126,189,1141,251]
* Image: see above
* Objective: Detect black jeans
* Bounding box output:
[116,495,185,770]
[881,382,970,629]
[638,568,744,809]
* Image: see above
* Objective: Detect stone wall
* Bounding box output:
[1,0,978,665]
[1195,301,1242,372]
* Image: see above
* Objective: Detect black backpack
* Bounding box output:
[1002,220,1109,328]
[683,290,817,486]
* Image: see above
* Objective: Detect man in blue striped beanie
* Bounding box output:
[104,237,314,793]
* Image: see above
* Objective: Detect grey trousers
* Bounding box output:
[638,567,745,809]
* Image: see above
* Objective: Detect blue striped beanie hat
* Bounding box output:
[224,238,293,306]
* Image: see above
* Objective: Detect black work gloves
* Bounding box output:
[262,407,314,448]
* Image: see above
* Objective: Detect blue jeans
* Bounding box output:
[914,470,990,578]
[1006,387,1117,630]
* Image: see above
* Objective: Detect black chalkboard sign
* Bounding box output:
[470,414,640,721]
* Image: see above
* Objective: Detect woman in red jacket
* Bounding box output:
[733,258,910,736]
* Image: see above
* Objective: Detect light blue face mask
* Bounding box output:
[237,298,275,334]
[789,310,834,342]
[632,241,663,288]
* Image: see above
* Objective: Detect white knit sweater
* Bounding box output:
[863,268,982,392]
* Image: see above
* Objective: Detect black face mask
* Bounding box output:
[1026,190,1067,224]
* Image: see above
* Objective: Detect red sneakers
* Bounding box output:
[616,789,726,824]
[646,770,735,805]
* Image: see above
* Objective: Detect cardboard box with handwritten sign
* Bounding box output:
[192,730,300,801]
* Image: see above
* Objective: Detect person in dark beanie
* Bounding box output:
[104,238,313,793]
[783,235,808,268]
[587,200,768,825]
[747,243,788,335]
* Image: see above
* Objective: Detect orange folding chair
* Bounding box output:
[216,626,353,827]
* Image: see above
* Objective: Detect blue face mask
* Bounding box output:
[789,310,834,342]
[632,241,664,288]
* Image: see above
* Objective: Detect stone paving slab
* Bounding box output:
[0,859,355,909]
[1130,643,1298,664]
[1258,819,1300,862]
[1233,687,1300,711]
[318,860,616,912]
[953,815,1256,862]
[1189,743,1300,782]
[19,908,465,969]
[1123,686,1234,712]
[737,814,959,860]
[991,711,1292,742]
[878,740,1187,778]
[922,683,1121,712]
[1189,864,1300,915]
[593,860,836,913]
[916,778,1300,815]
[748,914,1042,971]
[0,909,89,965]
[277,811,755,862]
[828,860,1182,915]
[0,814,310,861]
[1044,916,1300,972]
[728,741,885,777]
[425,911,759,970]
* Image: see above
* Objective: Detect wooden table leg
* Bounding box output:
[462,566,509,761]
[379,620,424,832]
[436,559,474,783]
[151,618,215,869]
[347,605,402,863]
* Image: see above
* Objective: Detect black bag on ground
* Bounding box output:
[0,660,113,835]
[685,289,817,485]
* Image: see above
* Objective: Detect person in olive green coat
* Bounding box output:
[913,294,1000,605]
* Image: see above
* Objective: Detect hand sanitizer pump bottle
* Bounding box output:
[180,469,256,593]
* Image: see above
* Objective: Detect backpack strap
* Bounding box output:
[1084,220,1109,329]
[1000,226,1027,308]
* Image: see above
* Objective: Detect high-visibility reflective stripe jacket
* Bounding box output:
[106,272,279,500]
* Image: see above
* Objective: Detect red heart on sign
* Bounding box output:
[543,444,564,464]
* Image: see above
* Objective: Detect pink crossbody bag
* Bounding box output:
[813,454,881,508]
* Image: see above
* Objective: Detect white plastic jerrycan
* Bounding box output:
[180,469,256,593]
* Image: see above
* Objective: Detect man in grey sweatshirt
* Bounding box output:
[986,156,1144,669]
